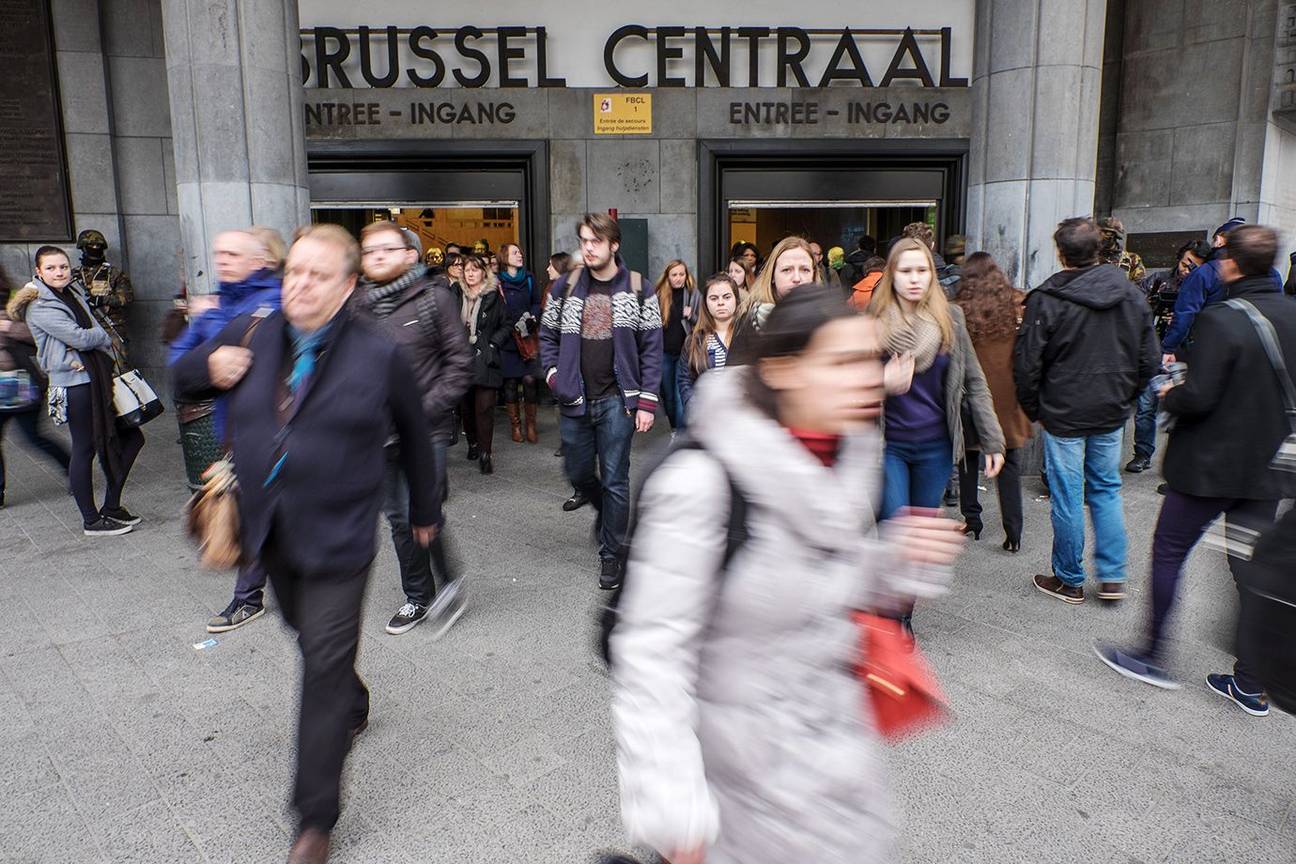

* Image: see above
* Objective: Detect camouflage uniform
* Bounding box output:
[1097,217,1146,284]
[71,230,134,363]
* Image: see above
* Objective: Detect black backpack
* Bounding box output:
[598,436,750,667]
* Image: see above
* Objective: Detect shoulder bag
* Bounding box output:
[183,310,270,569]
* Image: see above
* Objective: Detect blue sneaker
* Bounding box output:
[1093,642,1180,690]
[1206,674,1270,717]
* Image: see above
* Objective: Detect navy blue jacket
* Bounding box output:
[1162,253,1282,354]
[172,307,438,576]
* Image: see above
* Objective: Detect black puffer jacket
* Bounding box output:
[1013,263,1159,437]
[1161,276,1296,500]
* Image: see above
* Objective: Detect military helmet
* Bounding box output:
[76,229,108,250]
[425,246,444,266]
[472,238,489,254]
[1097,216,1126,258]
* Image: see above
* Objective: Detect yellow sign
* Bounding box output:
[593,93,652,135]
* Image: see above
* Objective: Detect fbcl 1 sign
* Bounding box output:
[594,93,652,134]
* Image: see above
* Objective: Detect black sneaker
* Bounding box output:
[1156,483,1168,496]
[1124,455,1152,473]
[386,601,430,635]
[100,505,141,526]
[83,517,133,537]
[599,559,622,591]
[207,601,265,633]
[563,490,590,512]
[466,444,480,461]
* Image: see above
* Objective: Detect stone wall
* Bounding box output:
[0,0,181,384]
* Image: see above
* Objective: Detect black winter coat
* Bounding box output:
[453,283,512,389]
[171,307,439,575]
[351,273,473,439]
[1013,263,1159,437]
[1161,276,1296,500]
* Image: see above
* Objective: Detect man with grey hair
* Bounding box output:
[173,224,440,863]
[353,220,473,637]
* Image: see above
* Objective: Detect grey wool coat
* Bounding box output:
[611,368,949,864]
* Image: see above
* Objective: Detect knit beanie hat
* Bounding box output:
[1214,217,1247,238]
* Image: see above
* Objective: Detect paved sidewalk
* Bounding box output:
[0,414,1292,864]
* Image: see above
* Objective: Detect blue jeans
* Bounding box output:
[561,396,635,561]
[1043,428,1128,587]
[659,351,684,430]
[882,437,954,519]
[1132,382,1158,459]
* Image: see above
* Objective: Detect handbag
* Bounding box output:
[182,310,269,569]
[513,328,540,362]
[1224,299,1296,472]
[853,611,947,741]
[112,368,165,428]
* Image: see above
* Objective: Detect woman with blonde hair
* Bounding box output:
[869,237,1006,524]
[248,225,287,274]
[654,259,699,432]
[726,235,817,366]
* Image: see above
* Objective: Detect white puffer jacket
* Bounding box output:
[612,368,942,864]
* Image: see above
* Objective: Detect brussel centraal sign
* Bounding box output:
[300,25,970,91]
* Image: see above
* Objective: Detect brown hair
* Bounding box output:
[294,224,361,276]
[867,237,954,350]
[34,245,70,270]
[500,242,524,273]
[953,252,1024,342]
[359,220,409,246]
[577,212,621,246]
[654,259,694,329]
[727,256,755,291]
[684,273,738,376]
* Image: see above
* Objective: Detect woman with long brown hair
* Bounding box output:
[654,259,699,432]
[727,236,817,366]
[726,256,754,304]
[454,253,510,474]
[869,238,1005,526]
[498,242,542,444]
[953,252,1032,551]
[678,272,739,415]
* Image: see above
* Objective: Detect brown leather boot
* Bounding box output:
[524,402,539,444]
[507,403,523,443]
[287,828,330,864]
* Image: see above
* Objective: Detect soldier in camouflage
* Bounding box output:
[71,229,133,362]
[1097,216,1146,283]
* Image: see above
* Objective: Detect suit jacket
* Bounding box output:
[172,306,438,575]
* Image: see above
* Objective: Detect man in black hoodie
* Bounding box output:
[1015,217,1159,605]
[1096,226,1296,711]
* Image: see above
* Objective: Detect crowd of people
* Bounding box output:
[1,210,1294,864]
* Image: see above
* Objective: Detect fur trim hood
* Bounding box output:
[5,283,38,321]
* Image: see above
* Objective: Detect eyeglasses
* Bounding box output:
[361,245,407,257]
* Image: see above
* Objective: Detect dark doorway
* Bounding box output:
[699,140,968,274]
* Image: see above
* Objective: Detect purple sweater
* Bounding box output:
[885,353,950,442]
[539,256,663,417]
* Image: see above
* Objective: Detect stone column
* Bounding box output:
[160,0,310,295]
[966,0,1108,290]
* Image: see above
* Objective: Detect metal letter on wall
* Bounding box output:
[0,0,73,241]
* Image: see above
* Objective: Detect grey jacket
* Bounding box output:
[612,369,949,864]
[943,305,1006,459]
[24,281,113,387]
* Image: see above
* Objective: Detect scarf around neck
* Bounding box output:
[878,303,945,373]
[360,263,426,319]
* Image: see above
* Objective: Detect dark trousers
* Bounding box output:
[959,447,1024,544]
[460,386,498,454]
[263,541,370,833]
[0,406,70,495]
[560,395,634,562]
[232,558,266,607]
[66,383,144,524]
[1145,490,1277,692]
[381,437,454,607]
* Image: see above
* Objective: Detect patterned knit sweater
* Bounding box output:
[539,257,663,417]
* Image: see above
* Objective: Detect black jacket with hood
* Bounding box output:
[1013,263,1159,437]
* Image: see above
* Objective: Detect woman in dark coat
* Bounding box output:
[454,254,511,475]
[953,252,1033,552]
[497,243,541,444]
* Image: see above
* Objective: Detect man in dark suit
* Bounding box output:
[1096,225,1296,715]
[173,224,439,864]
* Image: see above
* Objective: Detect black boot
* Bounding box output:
[466,443,479,461]
[479,453,493,475]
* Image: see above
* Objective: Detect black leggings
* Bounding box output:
[502,375,538,405]
[460,386,499,454]
[66,383,144,524]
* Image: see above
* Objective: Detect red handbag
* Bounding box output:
[853,611,947,741]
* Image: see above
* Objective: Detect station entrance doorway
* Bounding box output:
[700,140,967,274]
[305,140,549,265]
